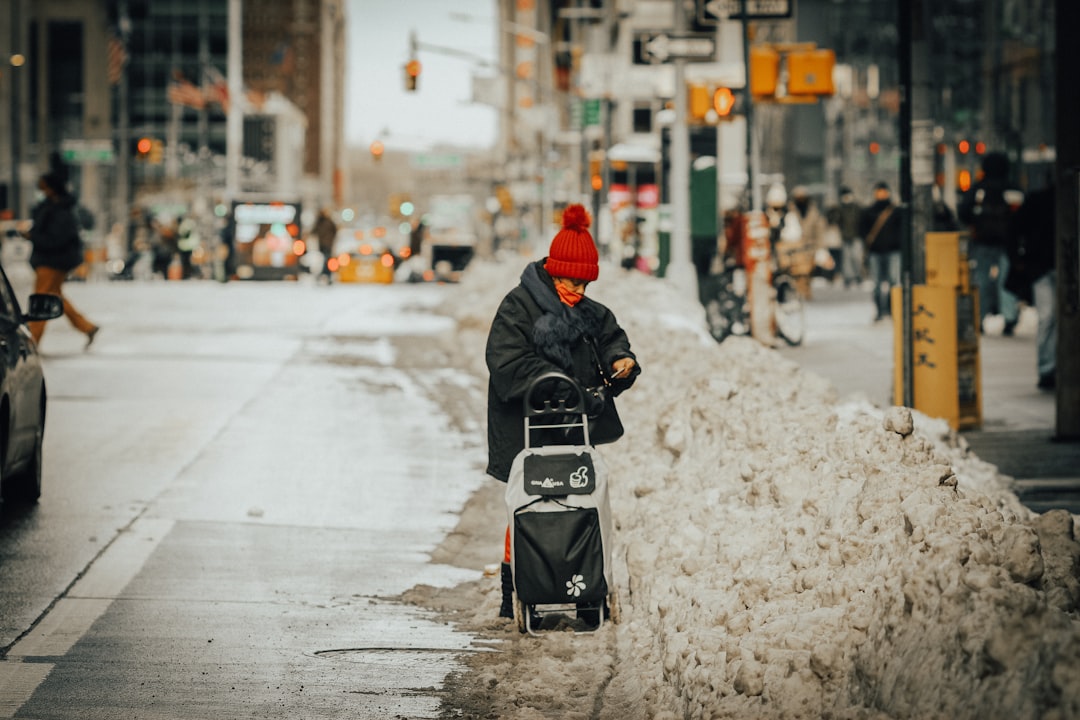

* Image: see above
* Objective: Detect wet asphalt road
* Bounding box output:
[0,269,488,719]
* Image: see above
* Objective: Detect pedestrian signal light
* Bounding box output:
[958,169,972,192]
[404,59,421,91]
[688,84,710,121]
[749,46,780,97]
[148,139,164,164]
[713,87,736,116]
[975,141,986,155]
[786,49,836,96]
[958,140,970,155]
[869,141,880,155]
[136,137,152,157]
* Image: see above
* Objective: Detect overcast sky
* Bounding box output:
[346,0,499,152]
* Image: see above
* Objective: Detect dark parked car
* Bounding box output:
[0,265,64,503]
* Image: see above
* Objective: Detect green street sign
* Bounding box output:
[60,140,115,164]
[584,99,602,127]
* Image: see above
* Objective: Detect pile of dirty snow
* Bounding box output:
[429,257,1080,720]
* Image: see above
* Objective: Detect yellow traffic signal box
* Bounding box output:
[749,46,780,97]
[787,49,835,96]
[689,84,710,121]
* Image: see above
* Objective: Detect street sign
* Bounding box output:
[636,32,716,64]
[59,139,115,164]
[698,0,793,23]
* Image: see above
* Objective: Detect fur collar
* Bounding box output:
[519,261,600,371]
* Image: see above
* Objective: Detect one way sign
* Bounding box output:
[635,32,716,64]
[698,0,793,22]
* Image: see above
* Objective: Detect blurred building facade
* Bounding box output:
[0,0,347,243]
[477,0,1055,261]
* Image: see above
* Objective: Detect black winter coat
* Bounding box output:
[485,261,639,482]
[858,199,902,254]
[29,194,84,271]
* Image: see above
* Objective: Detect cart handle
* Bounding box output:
[523,371,587,417]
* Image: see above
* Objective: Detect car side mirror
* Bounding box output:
[24,293,64,322]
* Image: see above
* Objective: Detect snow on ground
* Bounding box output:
[430,257,1080,720]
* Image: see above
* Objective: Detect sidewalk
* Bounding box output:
[774,280,1080,515]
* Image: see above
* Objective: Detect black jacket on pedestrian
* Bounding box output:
[29,193,84,272]
[1004,185,1055,303]
[485,260,640,482]
[858,199,902,254]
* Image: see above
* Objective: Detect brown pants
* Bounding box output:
[29,266,95,343]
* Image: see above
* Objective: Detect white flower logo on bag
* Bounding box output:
[566,574,587,597]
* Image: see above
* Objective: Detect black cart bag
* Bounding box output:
[505,372,615,634]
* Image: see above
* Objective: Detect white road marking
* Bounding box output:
[0,518,173,717]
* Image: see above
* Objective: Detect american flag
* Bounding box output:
[203,66,230,115]
[107,32,127,86]
[167,73,206,110]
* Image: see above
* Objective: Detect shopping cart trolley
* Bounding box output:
[505,371,619,635]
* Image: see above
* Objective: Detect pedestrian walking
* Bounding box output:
[828,186,865,288]
[310,208,337,284]
[485,203,640,619]
[24,172,100,348]
[858,181,903,322]
[1006,180,1056,390]
[958,152,1023,335]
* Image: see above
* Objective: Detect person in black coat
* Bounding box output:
[1007,182,1056,389]
[24,172,99,348]
[485,203,640,618]
[858,181,903,321]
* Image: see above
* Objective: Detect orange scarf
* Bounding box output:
[554,282,584,307]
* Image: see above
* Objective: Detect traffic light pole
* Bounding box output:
[740,0,760,210]
[666,4,696,298]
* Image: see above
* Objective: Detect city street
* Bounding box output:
[0,260,1077,719]
[0,265,489,718]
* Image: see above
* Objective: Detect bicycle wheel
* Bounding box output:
[704,272,749,343]
[773,274,805,346]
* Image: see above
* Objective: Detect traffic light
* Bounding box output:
[957,169,972,192]
[749,46,780,97]
[786,49,836,96]
[689,84,710,122]
[588,153,602,192]
[713,87,736,117]
[688,84,738,124]
[370,140,384,162]
[135,136,152,160]
[404,59,421,92]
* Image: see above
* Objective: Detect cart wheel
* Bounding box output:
[512,594,528,634]
[607,591,621,625]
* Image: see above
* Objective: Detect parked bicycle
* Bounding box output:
[703,257,805,346]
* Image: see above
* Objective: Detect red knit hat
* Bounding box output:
[545,204,599,282]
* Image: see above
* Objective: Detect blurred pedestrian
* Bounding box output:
[930,185,959,231]
[958,152,1023,335]
[1006,181,1056,390]
[24,172,99,348]
[176,214,200,279]
[828,186,865,288]
[149,213,178,279]
[790,186,831,284]
[858,181,903,322]
[485,203,640,620]
[310,208,337,284]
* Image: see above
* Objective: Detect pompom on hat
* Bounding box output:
[545,204,599,282]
